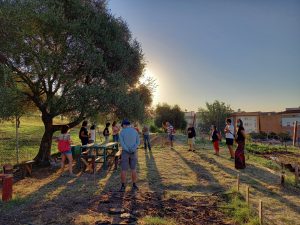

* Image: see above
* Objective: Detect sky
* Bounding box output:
[108,0,300,112]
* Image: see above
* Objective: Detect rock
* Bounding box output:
[109,208,125,214]
[120,213,136,221]
[95,220,111,225]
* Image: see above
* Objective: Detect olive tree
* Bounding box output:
[0,0,151,163]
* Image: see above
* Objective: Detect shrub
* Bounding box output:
[150,125,159,133]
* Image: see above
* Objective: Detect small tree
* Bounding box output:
[0,70,36,163]
[154,104,187,130]
[198,100,233,133]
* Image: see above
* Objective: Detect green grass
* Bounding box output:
[223,189,260,225]
[0,115,84,165]
[140,216,177,225]
[245,142,293,154]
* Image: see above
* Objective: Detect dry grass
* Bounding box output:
[1,134,300,224]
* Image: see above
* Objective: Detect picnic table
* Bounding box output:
[76,142,119,173]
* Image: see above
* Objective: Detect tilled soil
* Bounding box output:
[86,191,230,225]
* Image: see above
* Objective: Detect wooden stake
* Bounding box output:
[237,173,240,191]
[281,163,285,185]
[246,185,249,205]
[295,164,299,185]
[293,121,298,147]
[259,200,263,225]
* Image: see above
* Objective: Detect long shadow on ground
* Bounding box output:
[198,153,300,216]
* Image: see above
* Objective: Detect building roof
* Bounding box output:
[279,108,300,114]
[231,112,260,116]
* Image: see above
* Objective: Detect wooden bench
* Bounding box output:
[20,160,35,178]
[78,142,119,172]
[97,142,119,169]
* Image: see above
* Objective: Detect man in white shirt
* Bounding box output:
[224,118,235,159]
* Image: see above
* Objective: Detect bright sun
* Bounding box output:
[140,68,159,106]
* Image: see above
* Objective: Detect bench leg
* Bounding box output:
[25,164,32,177]
[80,158,89,172]
[114,156,118,170]
[103,149,107,170]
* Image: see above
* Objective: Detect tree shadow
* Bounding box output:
[198,153,300,215]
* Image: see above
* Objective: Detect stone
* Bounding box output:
[109,208,125,214]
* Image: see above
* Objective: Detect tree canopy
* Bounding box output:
[0,0,152,162]
[154,104,187,130]
[198,100,233,133]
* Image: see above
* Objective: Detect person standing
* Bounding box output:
[166,121,175,149]
[112,121,120,142]
[119,119,140,192]
[224,118,235,159]
[79,121,89,146]
[89,124,96,144]
[235,119,246,169]
[103,122,110,143]
[142,124,151,151]
[187,124,196,152]
[211,125,220,156]
[57,125,75,176]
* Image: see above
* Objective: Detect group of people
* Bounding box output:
[56,117,246,192]
[210,118,246,169]
[56,119,152,191]
[183,118,246,170]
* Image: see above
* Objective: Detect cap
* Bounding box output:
[121,119,130,126]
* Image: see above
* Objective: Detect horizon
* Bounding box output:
[108,0,300,112]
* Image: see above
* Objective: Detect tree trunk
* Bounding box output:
[34,113,54,165]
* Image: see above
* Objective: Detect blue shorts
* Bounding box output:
[168,135,174,141]
[121,151,137,171]
[62,150,72,155]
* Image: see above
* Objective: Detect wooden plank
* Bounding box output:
[259,200,263,225]
[246,185,249,206]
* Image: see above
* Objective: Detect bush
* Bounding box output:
[150,125,159,133]
[249,132,268,140]
[278,132,291,142]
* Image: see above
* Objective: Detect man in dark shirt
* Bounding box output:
[187,124,196,152]
[79,121,89,146]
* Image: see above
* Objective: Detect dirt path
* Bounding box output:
[1,134,299,224]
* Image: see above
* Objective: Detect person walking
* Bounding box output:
[187,124,196,152]
[79,121,89,146]
[224,118,235,159]
[112,121,120,142]
[57,125,75,176]
[235,119,246,169]
[142,124,151,151]
[119,119,140,192]
[211,125,220,156]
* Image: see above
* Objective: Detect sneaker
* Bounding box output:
[188,149,192,151]
[192,149,195,152]
[119,185,126,192]
[132,184,139,191]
